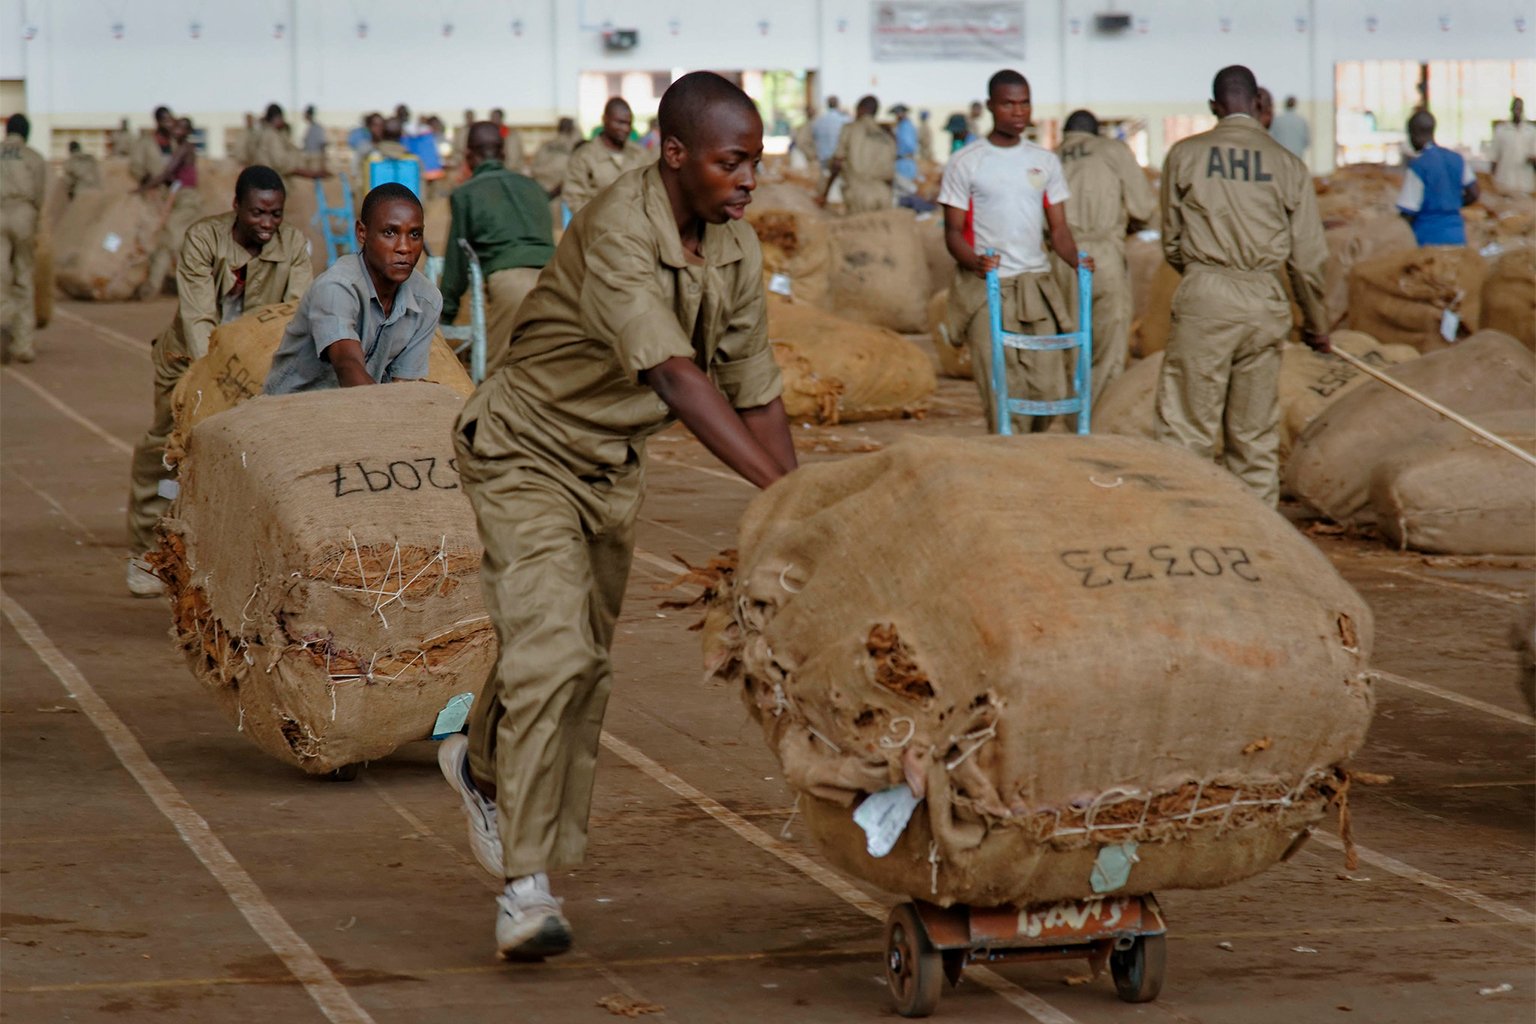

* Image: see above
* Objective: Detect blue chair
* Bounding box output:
[424,239,489,384]
[313,177,356,267]
[986,256,1093,435]
[367,156,423,199]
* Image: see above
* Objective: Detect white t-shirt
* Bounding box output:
[938,137,1070,276]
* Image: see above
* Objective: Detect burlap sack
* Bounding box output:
[1481,248,1536,350]
[827,210,931,333]
[424,194,451,257]
[1322,219,1415,329]
[751,182,823,216]
[1277,331,1419,461]
[704,435,1373,907]
[152,385,495,773]
[1132,260,1180,358]
[1466,192,1536,249]
[1346,246,1487,353]
[768,297,935,424]
[166,301,474,465]
[53,189,164,300]
[1094,351,1162,439]
[32,231,53,328]
[1125,234,1166,328]
[915,212,953,296]
[1286,331,1536,522]
[925,289,971,379]
[1370,409,1536,555]
[747,208,832,309]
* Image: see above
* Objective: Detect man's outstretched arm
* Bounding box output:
[643,357,791,489]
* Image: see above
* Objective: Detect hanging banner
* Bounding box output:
[871,1,1026,62]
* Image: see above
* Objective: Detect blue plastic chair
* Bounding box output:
[313,177,356,267]
[424,239,489,383]
[367,156,423,199]
[986,256,1094,435]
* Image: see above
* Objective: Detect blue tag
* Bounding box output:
[430,692,474,740]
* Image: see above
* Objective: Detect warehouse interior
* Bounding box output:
[2,1,1534,1022]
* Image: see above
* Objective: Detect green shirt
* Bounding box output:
[441,160,555,319]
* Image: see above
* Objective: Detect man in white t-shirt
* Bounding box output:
[938,69,1091,433]
[1491,97,1536,194]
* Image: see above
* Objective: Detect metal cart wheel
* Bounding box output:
[885,903,945,1018]
[328,763,362,782]
[1109,933,1166,1003]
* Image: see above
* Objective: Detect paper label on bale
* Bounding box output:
[1369,409,1536,556]
[704,436,1373,907]
[153,385,495,773]
[1285,331,1536,522]
[167,301,474,465]
[767,297,934,425]
[1346,246,1487,352]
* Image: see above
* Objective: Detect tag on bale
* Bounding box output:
[704,436,1374,908]
[166,301,474,466]
[153,384,495,774]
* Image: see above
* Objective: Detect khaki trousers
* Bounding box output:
[1,202,37,357]
[1071,236,1132,409]
[484,266,542,372]
[455,413,638,877]
[144,188,202,297]
[126,328,191,553]
[950,269,1072,434]
[1153,266,1290,506]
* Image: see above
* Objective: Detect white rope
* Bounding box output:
[878,716,916,749]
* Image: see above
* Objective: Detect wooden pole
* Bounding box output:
[1329,347,1536,469]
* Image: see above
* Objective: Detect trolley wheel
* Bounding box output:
[1109,933,1166,1003]
[328,762,363,782]
[884,903,945,1018]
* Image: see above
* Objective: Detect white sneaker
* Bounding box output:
[495,873,572,960]
[437,733,502,876]
[126,559,165,598]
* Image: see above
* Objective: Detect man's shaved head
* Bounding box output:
[1063,109,1098,134]
[658,71,761,149]
[856,95,879,117]
[603,97,632,118]
[381,117,403,141]
[1407,109,1436,149]
[1212,65,1259,109]
[466,121,503,158]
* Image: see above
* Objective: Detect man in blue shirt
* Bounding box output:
[892,103,919,183]
[1397,111,1478,246]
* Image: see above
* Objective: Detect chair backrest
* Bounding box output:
[312,177,357,267]
[367,156,423,199]
[986,257,1094,436]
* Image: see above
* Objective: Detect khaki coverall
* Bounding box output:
[1155,113,1327,506]
[1057,131,1157,405]
[530,134,579,194]
[561,138,650,214]
[129,131,202,297]
[947,268,1074,434]
[62,152,102,199]
[1,133,47,360]
[833,117,897,214]
[248,124,313,179]
[455,163,783,877]
[126,213,312,553]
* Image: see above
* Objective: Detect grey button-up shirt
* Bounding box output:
[265,253,442,394]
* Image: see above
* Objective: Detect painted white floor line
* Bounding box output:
[53,307,153,358]
[647,451,755,488]
[3,368,134,456]
[598,730,1081,1024]
[1370,669,1536,728]
[1310,831,1535,928]
[1,591,377,1024]
[632,547,687,577]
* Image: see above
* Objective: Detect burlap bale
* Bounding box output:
[1322,218,1416,329]
[53,189,163,300]
[1277,331,1419,461]
[827,210,931,333]
[747,207,832,309]
[1132,261,1180,358]
[925,289,971,379]
[166,301,474,465]
[1285,330,1536,522]
[45,156,133,229]
[704,435,1373,907]
[153,385,495,773]
[1481,248,1536,350]
[768,297,935,424]
[751,182,823,216]
[914,212,953,296]
[1346,246,1487,353]
[1125,234,1167,326]
[32,231,54,328]
[1094,352,1162,439]
[424,194,451,257]
[1368,409,1536,555]
[1466,191,1536,249]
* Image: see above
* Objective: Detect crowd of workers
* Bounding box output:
[0,61,1533,964]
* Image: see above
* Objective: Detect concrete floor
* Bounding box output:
[2,298,1533,1024]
